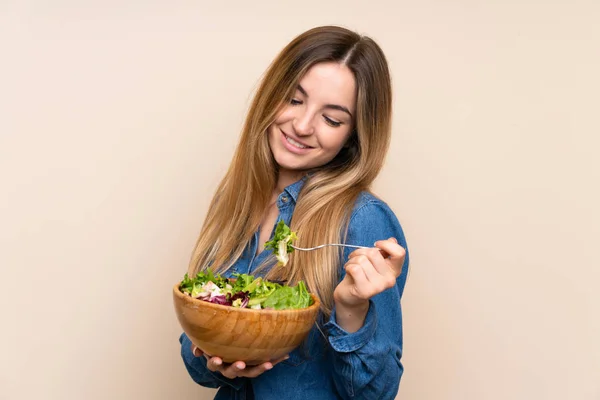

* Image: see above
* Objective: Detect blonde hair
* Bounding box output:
[188,26,393,317]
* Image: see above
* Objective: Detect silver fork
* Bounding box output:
[291,244,370,251]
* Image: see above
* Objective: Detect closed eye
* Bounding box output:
[324,116,342,127]
[290,98,302,105]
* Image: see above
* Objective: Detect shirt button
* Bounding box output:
[281,195,289,203]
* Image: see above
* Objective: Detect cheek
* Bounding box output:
[319,129,353,151]
[267,124,279,146]
[274,106,294,124]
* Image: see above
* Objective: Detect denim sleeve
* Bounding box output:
[179,332,248,391]
[322,199,410,399]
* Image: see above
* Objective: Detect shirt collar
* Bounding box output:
[282,175,309,204]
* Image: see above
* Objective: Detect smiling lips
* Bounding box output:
[281,130,314,153]
[286,135,309,149]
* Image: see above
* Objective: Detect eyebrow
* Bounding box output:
[297,85,353,118]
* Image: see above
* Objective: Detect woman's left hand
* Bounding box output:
[334,237,406,310]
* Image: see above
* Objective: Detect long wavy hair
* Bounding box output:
[187,26,393,317]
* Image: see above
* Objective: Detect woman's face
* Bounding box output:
[267,62,357,176]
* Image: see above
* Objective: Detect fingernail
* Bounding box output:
[214,359,222,366]
[236,363,244,370]
[265,363,273,370]
[192,347,200,357]
[285,355,290,360]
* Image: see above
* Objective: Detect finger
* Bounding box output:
[348,244,390,257]
[373,238,404,259]
[228,355,289,378]
[345,262,370,297]
[374,239,406,276]
[220,361,247,379]
[347,254,375,280]
[238,360,276,378]
[248,364,273,378]
[355,253,386,285]
[347,248,362,259]
[351,248,392,276]
[205,356,224,372]
[270,354,290,367]
[191,345,203,357]
[348,247,385,261]
[352,253,396,295]
[376,246,391,259]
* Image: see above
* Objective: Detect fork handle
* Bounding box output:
[291,244,369,251]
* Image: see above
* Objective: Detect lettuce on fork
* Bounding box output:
[264,220,297,267]
[179,269,313,310]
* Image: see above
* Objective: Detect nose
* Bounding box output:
[292,110,315,137]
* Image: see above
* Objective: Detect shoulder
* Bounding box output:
[346,191,406,246]
[343,191,410,277]
[350,191,398,224]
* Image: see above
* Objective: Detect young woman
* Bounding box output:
[179,25,409,400]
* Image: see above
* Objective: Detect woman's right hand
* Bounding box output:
[191,344,288,379]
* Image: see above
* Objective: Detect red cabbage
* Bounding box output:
[229,291,249,308]
[208,295,230,306]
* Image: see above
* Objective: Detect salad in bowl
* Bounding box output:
[172,221,320,364]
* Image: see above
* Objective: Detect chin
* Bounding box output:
[275,161,306,172]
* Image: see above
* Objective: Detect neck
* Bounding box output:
[275,168,305,193]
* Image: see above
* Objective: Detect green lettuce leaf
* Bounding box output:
[264,220,298,266]
[262,280,313,310]
[178,268,312,310]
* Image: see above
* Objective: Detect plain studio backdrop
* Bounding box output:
[1,1,599,399]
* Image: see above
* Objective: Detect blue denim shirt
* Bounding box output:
[179,178,409,400]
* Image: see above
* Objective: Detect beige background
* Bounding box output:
[1,1,599,399]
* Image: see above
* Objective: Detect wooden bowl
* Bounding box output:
[172,283,321,365]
